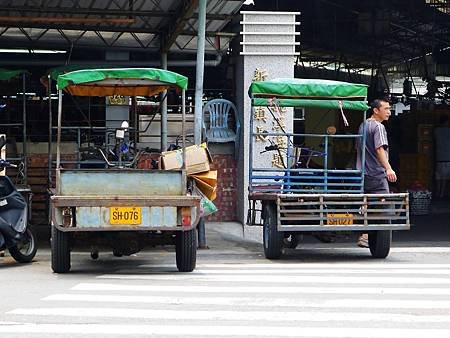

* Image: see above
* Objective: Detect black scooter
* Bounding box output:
[0,137,37,263]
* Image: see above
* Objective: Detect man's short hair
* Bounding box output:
[370,98,390,110]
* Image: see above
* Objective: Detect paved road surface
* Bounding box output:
[1,222,450,337]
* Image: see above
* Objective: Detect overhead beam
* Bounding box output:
[0,22,230,37]
[0,38,160,52]
[0,6,233,20]
[0,21,160,34]
[0,6,174,17]
[0,16,135,24]
[162,0,199,53]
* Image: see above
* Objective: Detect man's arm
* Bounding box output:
[375,147,397,182]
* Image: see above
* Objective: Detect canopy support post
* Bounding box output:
[56,89,62,194]
[161,52,168,151]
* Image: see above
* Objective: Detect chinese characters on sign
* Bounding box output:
[252,68,288,168]
[108,95,127,105]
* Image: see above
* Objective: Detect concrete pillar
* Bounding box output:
[194,0,207,145]
[236,11,300,224]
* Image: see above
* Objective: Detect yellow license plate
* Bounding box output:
[327,213,353,225]
[110,207,141,225]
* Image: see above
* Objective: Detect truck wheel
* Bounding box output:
[175,229,197,272]
[263,203,283,259]
[369,230,391,259]
[51,225,71,273]
[9,227,37,263]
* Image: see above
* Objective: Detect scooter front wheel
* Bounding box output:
[9,227,38,263]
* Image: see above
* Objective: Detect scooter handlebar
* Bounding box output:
[0,159,16,168]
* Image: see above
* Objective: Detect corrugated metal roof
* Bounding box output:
[0,0,244,52]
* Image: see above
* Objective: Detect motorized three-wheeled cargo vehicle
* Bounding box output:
[49,68,201,273]
[246,78,410,259]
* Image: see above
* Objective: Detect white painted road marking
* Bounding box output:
[72,282,450,295]
[97,273,450,285]
[42,293,450,309]
[8,307,450,324]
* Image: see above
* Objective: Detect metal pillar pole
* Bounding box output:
[161,52,168,151]
[47,76,52,187]
[56,90,62,194]
[194,0,207,249]
[22,73,27,184]
[194,0,206,145]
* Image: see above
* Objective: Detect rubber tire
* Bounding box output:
[369,230,392,259]
[9,227,37,263]
[51,225,71,273]
[175,229,197,272]
[263,203,283,259]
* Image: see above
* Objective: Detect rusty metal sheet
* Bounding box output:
[51,195,201,207]
[59,170,183,196]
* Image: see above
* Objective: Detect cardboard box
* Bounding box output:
[161,143,211,175]
[191,170,218,201]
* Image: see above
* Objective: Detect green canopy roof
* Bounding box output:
[249,78,368,98]
[249,78,369,110]
[0,68,28,81]
[47,65,96,81]
[56,68,188,96]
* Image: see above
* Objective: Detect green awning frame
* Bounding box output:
[252,98,370,111]
[56,67,188,96]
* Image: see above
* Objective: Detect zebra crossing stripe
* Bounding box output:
[96,273,450,285]
[42,293,450,309]
[139,263,450,269]
[116,268,450,275]
[0,323,449,337]
[71,282,450,295]
[8,307,450,324]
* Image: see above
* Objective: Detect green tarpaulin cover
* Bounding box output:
[249,78,369,111]
[0,69,28,81]
[249,78,368,98]
[57,68,188,96]
[47,65,99,81]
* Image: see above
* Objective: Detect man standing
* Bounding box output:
[356,99,397,248]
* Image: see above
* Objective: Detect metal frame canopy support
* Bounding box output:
[54,67,188,188]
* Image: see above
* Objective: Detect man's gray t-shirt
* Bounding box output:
[356,119,389,179]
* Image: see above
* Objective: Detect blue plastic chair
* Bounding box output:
[202,99,240,158]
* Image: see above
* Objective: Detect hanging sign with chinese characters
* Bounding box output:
[108,95,128,105]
